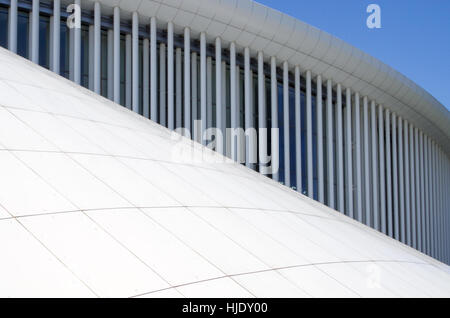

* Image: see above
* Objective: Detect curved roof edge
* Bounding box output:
[82,0,450,155]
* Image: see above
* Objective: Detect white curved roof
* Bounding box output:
[77,0,450,155]
[0,47,449,297]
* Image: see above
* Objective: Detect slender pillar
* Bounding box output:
[167,22,174,130]
[8,0,18,53]
[192,52,198,141]
[31,0,40,64]
[51,0,60,74]
[294,66,302,193]
[404,121,411,246]
[216,38,223,153]
[93,2,101,94]
[425,136,431,254]
[150,17,157,121]
[283,61,290,187]
[206,56,212,130]
[317,76,324,203]
[258,52,267,172]
[175,47,182,128]
[184,28,191,135]
[363,97,370,226]
[378,105,386,234]
[327,80,335,209]
[107,29,114,100]
[419,131,425,252]
[371,101,378,229]
[125,34,132,109]
[230,43,237,160]
[354,93,362,221]
[386,109,393,237]
[336,84,344,213]
[398,117,406,243]
[345,88,353,218]
[409,124,416,248]
[415,128,422,251]
[159,43,166,126]
[392,113,399,240]
[113,7,120,104]
[88,25,94,90]
[73,0,81,84]
[143,37,150,118]
[222,61,227,156]
[132,13,139,113]
[200,33,207,144]
[271,57,279,182]
[306,70,313,198]
[244,48,252,168]
[236,65,242,163]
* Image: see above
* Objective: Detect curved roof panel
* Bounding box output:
[0,47,449,297]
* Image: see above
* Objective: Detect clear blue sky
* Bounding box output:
[256,0,450,111]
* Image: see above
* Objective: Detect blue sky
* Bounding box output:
[256,0,450,111]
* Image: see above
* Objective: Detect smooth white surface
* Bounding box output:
[0,48,449,297]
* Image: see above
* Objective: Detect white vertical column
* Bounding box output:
[167,22,174,130]
[107,29,114,100]
[363,97,370,226]
[258,51,267,172]
[306,70,313,198]
[392,112,399,240]
[336,84,344,213]
[150,17,157,121]
[386,109,393,237]
[184,28,191,135]
[52,0,60,74]
[175,47,182,128]
[222,61,227,156]
[271,57,279,182]
[206,56,212,130]
[73,0,81,84]
[143,37,150,118]
[415,128,421,250]
[294,66,302,193]
[371,101,378,229]
[354,93,362,221]
[244,48,252,168]
[419,131,425,252]
[31,0,40,64]
[258,52,267,173]
[93,2,101,94]
[113,7,120,104]
[8,0,18,53]
[88,25,94,90]
[192,52,198,141]
[200,33,207,144]
[132,12,139,113]
[125,34,132,109]
[378,105,386,234]
[404,121,411,246]
[398,117,405,243]
[345,88,353,218]
[317,76,324,203]
[215,38,223,153]
[159,43,166,126]
[424,136,429,254]
[230,43,237,160]
[283,61,290,187]
[410,124,416,248]
[327,80,335,209]
[236,65,242,163]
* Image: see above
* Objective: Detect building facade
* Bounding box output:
[0,0,449,264]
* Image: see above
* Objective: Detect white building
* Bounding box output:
[0,0,449,297]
